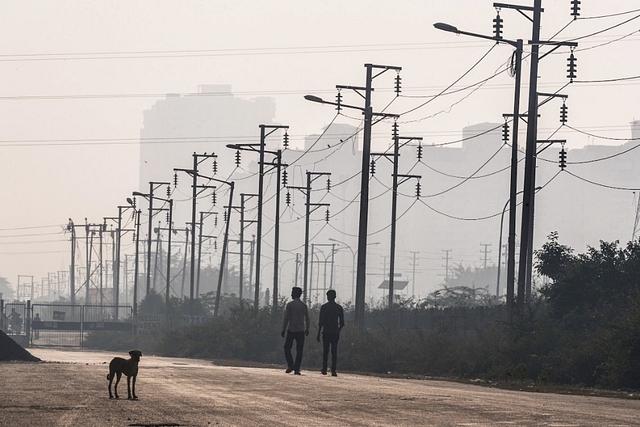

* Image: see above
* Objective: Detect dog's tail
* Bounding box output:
[106,373,112,381]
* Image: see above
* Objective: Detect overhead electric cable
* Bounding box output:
[398,44,498,116]
[564,170,640,191]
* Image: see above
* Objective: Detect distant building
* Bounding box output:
[139,84,276,191]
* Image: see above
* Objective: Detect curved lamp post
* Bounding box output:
[434,21,523,320]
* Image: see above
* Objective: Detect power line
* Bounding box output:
[578,8,640,20]
[566,13,640,42]
[564,170,640,191]
[0,40,495,62]
[575,73,640,83]
[399,44,498,116]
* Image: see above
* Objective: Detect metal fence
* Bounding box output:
[2,301,28,335]
[1,302,133,348]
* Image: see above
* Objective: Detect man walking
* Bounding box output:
[317,289,345,376]
[281,287,310,375]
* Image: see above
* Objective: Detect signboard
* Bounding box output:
[378,280,409,290]
[137,315,164,335]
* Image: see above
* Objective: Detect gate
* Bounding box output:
[2,301,27,336]
[30,303,132,348]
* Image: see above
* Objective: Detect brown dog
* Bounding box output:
[107,350,142,399]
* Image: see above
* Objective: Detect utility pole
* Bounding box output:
[433,12,526,322]
[181,226,189,299]
[99,221,104,306]
[517,0,543,312]
[173,154,216,311]
[83,221,104,303]
[215,181,234,318]
[133,208,141,344]
[239,194,257,301]
[512,0,577,310]
[153,199,174,319]
[227,126,288,314]
[304,63,401,334]
[410,251,419,297]
[141,181,170,298]
[271,148,287,309]
[371,122,421,307]
[504,38,524,322]
[196,212,217,298]
[123,254,130,304]
[294,253,300,288]
[310,243,315,302]
[287,171,330,303]
[153,221,162,291]
[67,219,76,304]
[248,235,255,299]
[114,205,135,317]
[442,249,452,284]
[480,243,492,269]
[85,219,91,302]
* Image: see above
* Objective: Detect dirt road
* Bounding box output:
[1,348,639,426]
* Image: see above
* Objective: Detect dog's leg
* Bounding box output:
[131,374,137,399]
[127,375,132,399]
[107,372,114,399]
[114,372,122,399]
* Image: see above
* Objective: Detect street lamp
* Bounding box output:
[125,198,141,345]
[434,21,523,320]
[329,239,381,304]
[305,65,400,335]
[328,238,355,302]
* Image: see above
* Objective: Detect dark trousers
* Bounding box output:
[322,333,340,372]
[284,331,305,372]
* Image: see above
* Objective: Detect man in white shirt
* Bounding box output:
[281,287,310,375]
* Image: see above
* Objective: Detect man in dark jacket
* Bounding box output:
[316,289,345,376]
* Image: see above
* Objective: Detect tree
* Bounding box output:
[533,234,640,387]
[535,233,638,322]
[0,276,14,300]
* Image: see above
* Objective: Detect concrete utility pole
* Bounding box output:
[214,181,234,318]
[410,251,419,297]
[239,194,257,301]
[174,153,216,311]
[517,0,543,312]
[133,209,141,344]
[152,200,174,319]
[67,219,76,304]
[288,171,330,303]
[141,181,170,297]
[227,125,287,314]
[114,205,136,317]
[294,253,300,288]
[372,122,421,307]
[505,38,524,322]
[196,212,217,298]
[514,0,577,310]
[83,221,105,303]
[481,243,492,269]
[442,249,452,284]
[305,63,401,334]
[271,149,287,309]
[181,226,189,299]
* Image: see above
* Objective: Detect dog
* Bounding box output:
[107,350,142,399]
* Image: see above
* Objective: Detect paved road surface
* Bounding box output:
[1,348,639,426]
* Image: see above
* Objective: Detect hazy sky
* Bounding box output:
[1,1,639,294]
